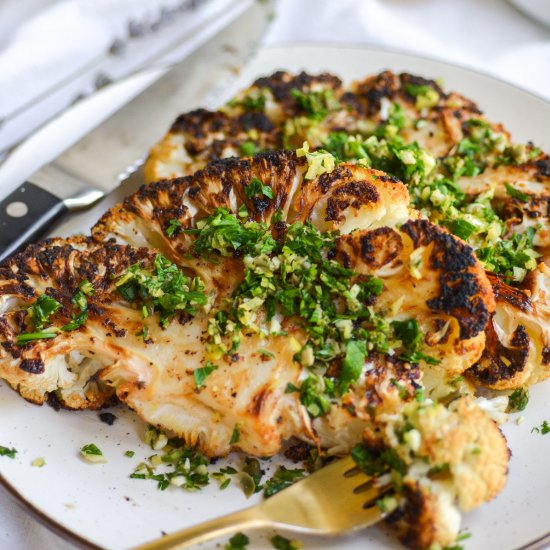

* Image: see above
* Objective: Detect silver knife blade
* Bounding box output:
[0,0,270,262]
[29,0,270,206]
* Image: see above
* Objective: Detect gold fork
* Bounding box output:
[133,456,392,549]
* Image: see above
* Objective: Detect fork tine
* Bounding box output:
[361,483,393,507]
[299,456,373,494]
[320,455,360,477]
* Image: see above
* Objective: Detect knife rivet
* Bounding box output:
[6,201,28,218]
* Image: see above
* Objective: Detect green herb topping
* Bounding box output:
[131,427,210,491]
[504,183,530,203]
[0,445,17,458]
[271,534,302,550]
[17,279,95,344]
[316,118,540,285]
[245,177,274,200]
[532,420,550,435]
[193,361,218,388]
[116,254,207,327]
[507,387,529,412]
[165,219,182,237]
[291,88,340,121]
[263,465,305,498]
[190,208,436,418]
[80,444,106,463]
[225,532,250,550]
[230,425,241,445]
[28,294,61,330]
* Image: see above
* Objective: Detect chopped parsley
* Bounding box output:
[532,420,550,435]
[131,428,210,491]
[18,280,94,343]
[60,309,88,332]
[245,177,274,200]
[60,279,93,332]
[507,387,529,412]
[116,254,207,327]
[299,375,332,418]
[225,532,250,550]
[291,88,339,121]
[212,466,238,490]
[193,361,218,388]
[338,340,367,395]
[0,446,17,459]
[404,83,440,109]
[228,92,266,111]
[351,444,407,477]
[165,219,182,237]
[505,183,529,203]
[17,295,61,343]
[28,294,61,330]
[80,444,106,463]
[449,218,478,241]
[239,141,257,157]
[271,534,302,550]
[124,451,135,458]
[191,209,436,418]
[392,319,439,365]
[476,227,539,283]
[187,208,276,258]
[230,425,241,445]
[263,465,305,498]
[241,457,263,494]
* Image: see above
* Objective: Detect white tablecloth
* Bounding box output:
[0,0,549,548]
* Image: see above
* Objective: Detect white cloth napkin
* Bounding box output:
[0,0,549,549]
[0,0,237,156]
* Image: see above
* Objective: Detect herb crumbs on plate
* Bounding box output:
[0,445,17,458]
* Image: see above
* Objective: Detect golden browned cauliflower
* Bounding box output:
[355,397,509,549]
[0,151,494,459]
[144,69,550,392]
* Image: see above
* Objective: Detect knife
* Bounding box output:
[0,0,271,263]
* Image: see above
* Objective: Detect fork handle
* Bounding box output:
[133,506,268,550]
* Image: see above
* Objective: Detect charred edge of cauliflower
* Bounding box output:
[355,397,509,549]
[401,219,495,340]
[0,238,156,408]
[467,270,550,389]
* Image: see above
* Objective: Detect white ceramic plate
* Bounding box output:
[509,0,550,28]
[1,45,550,550]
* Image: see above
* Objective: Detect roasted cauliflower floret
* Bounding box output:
[356,397,509,549]
[0,237,153,408]
[468,264,550,389]
[334,219,495,376]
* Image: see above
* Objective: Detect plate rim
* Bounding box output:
[256,41,550,106]
[1,42,549,550]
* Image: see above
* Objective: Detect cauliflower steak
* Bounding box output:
[0,152,495,458]
[145,70,550,391]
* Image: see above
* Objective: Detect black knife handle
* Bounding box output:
[0,182,67,264]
